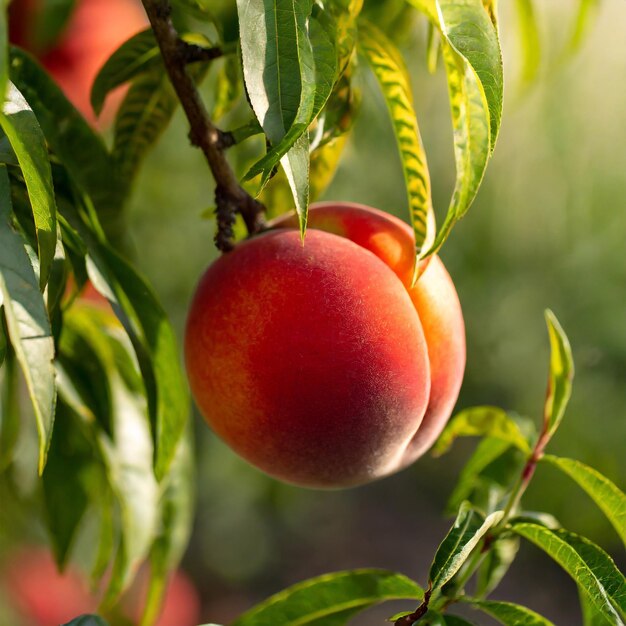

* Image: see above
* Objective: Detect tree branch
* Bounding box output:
[140,0,265,251]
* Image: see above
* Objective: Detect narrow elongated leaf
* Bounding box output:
[511,523,626,624]
[31,0,76,50]
[358,19,433,261]
[232,570,423,626]
[0,166,56,473]
[113,64,208,186]
[91,28,160,115]
[429,503,503,589]
[514,0,541,84]
[541,455,626,548]
[436,0,503,151]
[543,310,574,437]
[468,599,556,626]
[42,403,91,569]
[9,49,122,237]
[85,247,189,480]
[243,5,338,189]
[580,585,615,626]
[140,428,194,626]
[434,406,531,456]
[1,82,57,288]
[441,616,478,626]
[0,342,20,471]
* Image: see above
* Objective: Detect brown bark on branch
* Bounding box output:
[140,0,265,251]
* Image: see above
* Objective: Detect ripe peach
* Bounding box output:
[9,0,147,122]
[185,203,465,488]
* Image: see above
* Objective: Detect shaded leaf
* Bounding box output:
[358,19,433,263]
[468,599,556,626]
[543,309,574,438]
[1,82,57,288]
[42,402,92,569]
[91,28,160,116]
[0,339,20,471]
[0,0,7,99]
[511,523,626,624]
[541,455,626,549]
[429,503,503,589]
[434,406,531,456]
[232,569,423,626]
[0,165,56,473]
[211,56,242,120]
[9,48,121,234]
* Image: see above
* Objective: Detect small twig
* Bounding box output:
[140,0,266,251]
[395,584,432,625]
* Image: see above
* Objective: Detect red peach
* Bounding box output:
[185,203,465,488]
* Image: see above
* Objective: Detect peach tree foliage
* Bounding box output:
[0,0,622,625]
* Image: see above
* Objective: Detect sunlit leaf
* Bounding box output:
[91,28,160,116]
[0,166,56,473]
[567,0,601,54]
[542,455,626,548]
[358,19,433,264]
[211,56,242,121]
[436,0,503,151]
[580,585,615,626]
[433,406,531,456]
[511,523,626,624]
[429,503,503,589]
[232,570,423,626]
[543,309,574,438]
[467,599,556,625]
[514,0,541,85]
[0,82,57,288]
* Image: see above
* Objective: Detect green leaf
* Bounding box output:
[0,338,20,471]
[31,0,77,50]
[541,455,626,548]
[113,63,208,186]
[1,82,57,288]
[514,0,541,85]
[580,585,615,626]
[9,48,122,238]
[0,165,56,473]
[42,402,92,569]
[445,437,511,514]
[426,38,490,257]
[62,616,110,626]
[91,28,160,116]
[511,523,626,624]
[85,247,189,480]
[475,534,520,598]
[467,599,556,626]
[543,309,574,438]
[211,56,242,121]
[231,569,423,626]
[436,0,503,152]
[140,427,194,626]
[358,19,433,262]
[429,503,503,589]
[243,4,338,194]
[237,0,315,232]
[433,406,531,456]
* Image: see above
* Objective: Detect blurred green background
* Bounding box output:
[2,0,626,624]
